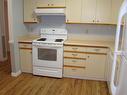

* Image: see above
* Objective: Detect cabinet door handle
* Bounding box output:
[93,20,95,22]
[51,4,54,6]
[32,13,34,18]
[32,13,36,21]
[48,4,50,6]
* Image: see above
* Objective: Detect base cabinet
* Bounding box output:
[64,45,107,80]
[85,54,106,80]
[19,43,32,73]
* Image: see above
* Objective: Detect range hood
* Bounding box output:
[34,8,65,16]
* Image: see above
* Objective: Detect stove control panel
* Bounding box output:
[32,42,63,48]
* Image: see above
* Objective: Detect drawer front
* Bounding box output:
[64,52,86,59]
[64,58,85,67]
[86,47,107,53]
[64,46,86,52]
[19,43,32,48]
[64,67,85,77]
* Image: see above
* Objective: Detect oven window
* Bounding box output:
[38,48,57,61]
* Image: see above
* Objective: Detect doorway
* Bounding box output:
[0,0,11,75]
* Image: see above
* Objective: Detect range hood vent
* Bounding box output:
[34,8,65,16]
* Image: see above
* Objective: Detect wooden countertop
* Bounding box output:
[18,35,39,44]
[64,39,121,62]
[64,39,114,49]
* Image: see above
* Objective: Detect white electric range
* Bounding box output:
[32,28,67,78]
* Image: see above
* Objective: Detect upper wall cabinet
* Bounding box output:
[81,0,96,23]
[36,0,66,8]
[66,0,82,23]
[96,0,112,24]
[112,0,123,24]
[24,0,38,23]
[81,0,112,24]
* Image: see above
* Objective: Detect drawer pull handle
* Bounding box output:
[71,69,76,71]
[94,49,100,51]
[72,48,78,50]
[23,45,27,47]
[72,60,77,62]
[72,54,78,56]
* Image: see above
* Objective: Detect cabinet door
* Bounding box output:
[96,0,112,24]
[24,0,37,23]
[66,0,82,23]
[81,0,96,23]
[37,0,65,8]
[112,0,123,24]
[85,54,106,79]
[20,49,32,73]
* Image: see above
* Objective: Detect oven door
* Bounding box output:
[32,45,63,68]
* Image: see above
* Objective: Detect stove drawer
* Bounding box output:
[19,43,32,49]
[64,66,85,77]
[64,58,85,67]
[64,52,86,59]
[64,46,86,52]
[33,66,62,78]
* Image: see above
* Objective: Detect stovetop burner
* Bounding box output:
[37,38,47,41]
[55,39,63,42]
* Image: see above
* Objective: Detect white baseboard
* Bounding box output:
[11,70,21,77]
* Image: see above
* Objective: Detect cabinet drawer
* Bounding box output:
[64,58,85,67]
[64,46,86,52]
[64,52,86,59]
[19,43,32,48]
[64,67,85,77]
[86,47,107,53]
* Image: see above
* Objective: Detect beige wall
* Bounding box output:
[8,0,28,74]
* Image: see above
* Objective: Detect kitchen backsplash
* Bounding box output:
[67,24,116,41]
[26,16,116,42]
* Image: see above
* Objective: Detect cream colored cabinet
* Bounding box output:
[112,0,123,24]
[81,0,112,24]
[37,0,66,8]
[107,51,113,88]
[85,54,106,79]
[96,0,112,24]
[66,0,82,23]
[19,43,32,73]
[24,0,38,23]
[64,45,107,80]
[81,0,96,23]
